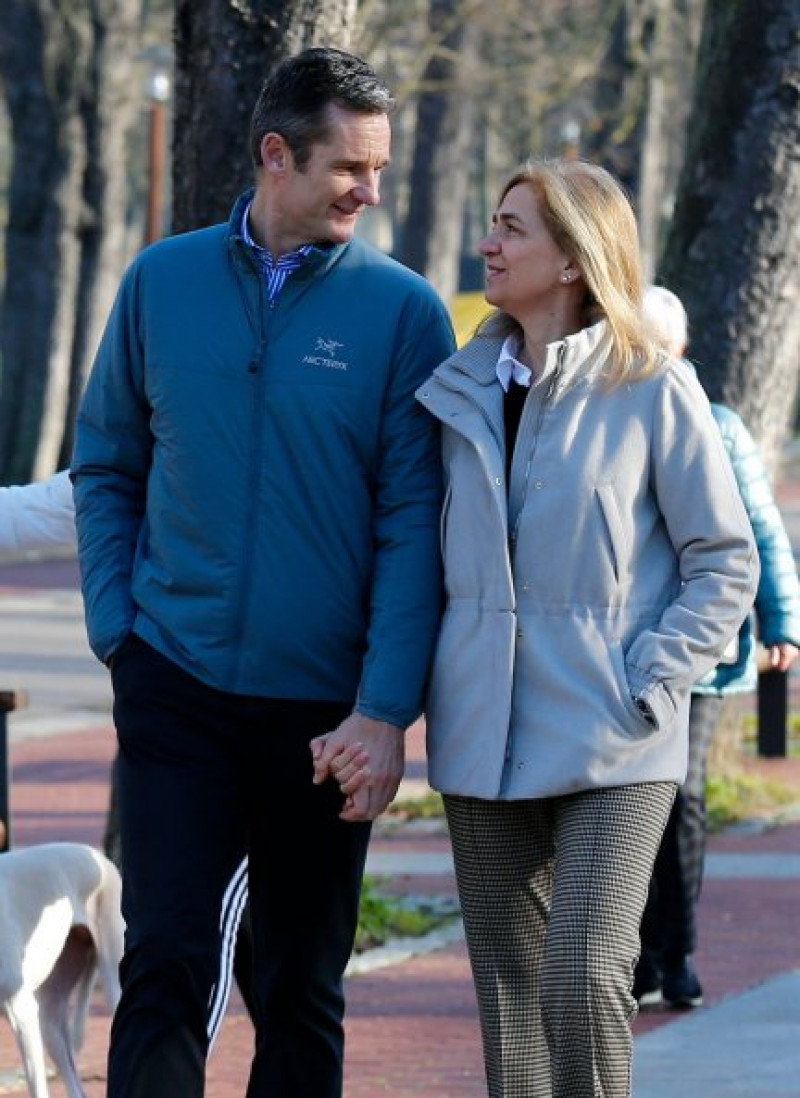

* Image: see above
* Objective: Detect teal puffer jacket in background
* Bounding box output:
[694,403,800,695]
[72,191,456,728]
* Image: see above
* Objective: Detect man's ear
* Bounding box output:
[260,132,290,174]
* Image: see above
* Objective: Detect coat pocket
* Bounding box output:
[596,482,628,585]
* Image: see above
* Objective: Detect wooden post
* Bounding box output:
[0,690,27,851]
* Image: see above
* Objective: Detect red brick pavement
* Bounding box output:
[1,718,798,1096]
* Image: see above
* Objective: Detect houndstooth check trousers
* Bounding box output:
[445,782,676,1098]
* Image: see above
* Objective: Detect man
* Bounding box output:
[72,47,455,1098]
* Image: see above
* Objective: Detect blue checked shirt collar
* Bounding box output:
[241,201,315,302]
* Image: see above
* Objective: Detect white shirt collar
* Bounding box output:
[496,334,532,392]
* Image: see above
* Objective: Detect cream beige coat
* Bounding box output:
[416,321,758,799]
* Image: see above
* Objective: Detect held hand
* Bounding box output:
[768,643,800,673]
[310,712,405,822]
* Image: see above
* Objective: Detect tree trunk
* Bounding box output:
[0,0,142,482]
[636,0,704,279]
[658,0,800,473]
[398,0,481,305]
[59,0,143,469]
[172,0,356,233]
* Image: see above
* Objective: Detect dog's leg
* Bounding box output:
[4,987,53,1098]
[38,928,95,1098]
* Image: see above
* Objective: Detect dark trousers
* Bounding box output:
[108,636,371,1098]
[640,693,724,962]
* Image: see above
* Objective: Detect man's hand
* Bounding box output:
[310,712,405,822]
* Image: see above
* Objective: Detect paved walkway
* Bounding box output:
[1,481,800,1096]
[0,715,798,1097]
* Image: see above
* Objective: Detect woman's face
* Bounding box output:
[479,183,573,319]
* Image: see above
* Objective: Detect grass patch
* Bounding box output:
[385,789,444,820]
[355,875,453,952]
[706,770,797,830]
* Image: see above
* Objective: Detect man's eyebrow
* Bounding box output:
[331,155,391,169]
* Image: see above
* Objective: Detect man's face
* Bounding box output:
[261,104,391,256]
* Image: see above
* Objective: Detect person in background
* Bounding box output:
[634,284,800,1009]
[324,158,758,1098]
[72,47,454,1098]
[0,470,75,552]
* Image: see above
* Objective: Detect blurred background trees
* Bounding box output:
[0,0,797,481]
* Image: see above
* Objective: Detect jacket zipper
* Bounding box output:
[509,344,566,556]
[229,278,270,686]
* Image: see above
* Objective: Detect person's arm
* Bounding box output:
[71,262,151,666]
[312,292,455,820]
[0,471,75,552]
[716,408,800,658]
[624,368,759,729]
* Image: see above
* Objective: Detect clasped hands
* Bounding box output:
[310,712,405,822]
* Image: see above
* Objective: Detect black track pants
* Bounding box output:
[108,635,371,1098]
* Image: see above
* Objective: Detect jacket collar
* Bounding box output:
[226,188,349,282]
[434,315,612,398]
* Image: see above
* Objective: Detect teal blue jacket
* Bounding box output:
[694,404,800,694]
[72,191,455,727]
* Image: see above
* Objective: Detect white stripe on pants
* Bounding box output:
[445,782,676,1098]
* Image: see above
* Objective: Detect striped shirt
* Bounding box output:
[241,201,315,303]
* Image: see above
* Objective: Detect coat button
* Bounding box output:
[534,480,543,489]
[495,477,503,486]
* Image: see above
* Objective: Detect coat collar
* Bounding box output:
[434,316,612,396]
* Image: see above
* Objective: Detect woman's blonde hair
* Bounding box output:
[479,158,661,383]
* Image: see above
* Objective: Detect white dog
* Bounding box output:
[0,843,124,1098]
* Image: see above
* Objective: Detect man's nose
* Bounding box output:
[353,171,380,207]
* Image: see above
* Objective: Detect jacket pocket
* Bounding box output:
[440,483,452,561]
[596,483,628,584]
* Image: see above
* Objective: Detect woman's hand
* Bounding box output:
[310,712,405,822]
[767,643,799,673]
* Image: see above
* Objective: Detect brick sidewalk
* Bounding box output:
[1,720,798,1097]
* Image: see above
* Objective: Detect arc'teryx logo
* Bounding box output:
[302,336,349,371]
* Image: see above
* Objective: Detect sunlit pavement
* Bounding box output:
[0,475,799,1095]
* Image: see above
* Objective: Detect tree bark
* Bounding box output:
[172,0,356,233]
[0,0,141,482]
[636,0,704,279]
[658,0,800,472]
[398,0,481,304]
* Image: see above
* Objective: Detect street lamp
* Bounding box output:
[560,119,581,161]
[146,65,171,245]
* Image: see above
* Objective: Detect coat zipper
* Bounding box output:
[509,344,566,557]
[229,279,270,686]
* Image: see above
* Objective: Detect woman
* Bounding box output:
[412,160,758,1098]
